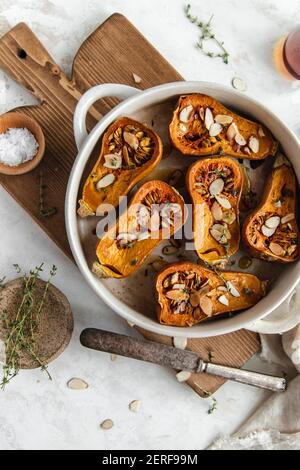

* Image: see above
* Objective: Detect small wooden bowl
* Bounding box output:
[0,112,45,176]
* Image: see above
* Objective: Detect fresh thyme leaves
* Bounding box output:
[0,264,57,389]
[39,172,58,218]
[185,4,229,64]
[208,397,218,414]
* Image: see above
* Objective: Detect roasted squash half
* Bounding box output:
[93,180,187,278]
[242,155,300,263]
[169,94,277,159]
[187,157,243,265]
[78,117,163,217]
[156,262,265,327]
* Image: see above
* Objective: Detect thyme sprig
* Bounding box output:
[208,397,218,414]
[185,4,230,64]
[0,264,57,389]
[39,172,57,218]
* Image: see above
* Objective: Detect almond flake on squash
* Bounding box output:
[96,173,116,190]
[218,295,229,306]
[199,107,205,121]
[179,123,187,133]
[214,114,233,125]
[226,281,240,297]
[166,290,189,301]
[243,146,251,155]
[211,201,223,221]
[261,225,276,237]
[173,337,188,350]
[281,213,295,224]
[227,122,238,141]
[200,296,213,317]
[258,127,265,137]
[222,210,236,225]
[248,136,259,153]
[205,108,214,130]
[124,131,139,150]
[103,154,122,169]
[210,224,226,243]
[209,178,224,196]
[179,105,193,123]
[235,133,246,146]
[269,242,285,256]
[215,195,231,209]
[265,216,280,229]
[209,122,223,137]
[173,283,186,290]
[176,370,191,382]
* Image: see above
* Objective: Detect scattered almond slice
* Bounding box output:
[227,122,238,141]
[96,173,115,190]
[269,242,285,256]
[199,296,213,317]
[214,114,233,125]
[209,178,224,196]
[166,290,189,301]
[215,195,231,209]
[209,122,223,137]
[248,136,259,153]
[176,370,191,382]
[258,127,265,137]
[179,123,187,133]
[210,224,225,243]
[274,200,282,208]
[132,72,142,84]
[67,378,89,390]
[199,107,205,121]
[243,146,251,155]
[179,105,193,123]
[129,400,141,412]
[205,108,214,130]
[262,225,276,237]
[218,295,229,306]
[103,154,122,169]
[211,201,223,221]
[100,419,114,430]
[173,283,186,290]
[281,213,295,224]
[226,281,240,297]
[110,354,118,362]
[217,286,228,292]
[123,131,139,150]
[173,337,188,350]
[222,210,236,225]
[235,133,246,146]
[265,216,280,229]
[232,77,247,92]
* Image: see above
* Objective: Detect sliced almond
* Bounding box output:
[281,213,295,224]
[124,131,139,150]
[209,122,223,137]
[235,133,246,146]
[218,295,229,306]
[103,154,122,169]
[265,216,280,229]
[223,225,232,240]
[173,283,186,290]
[174,302,187,314]
[110,354,118,362]
[248,136,259,153]
[100,419,114,430]
[67,378,89,390]
[132,73,142,84]
[227,122,238,141]
[232,77,247,92]
[179,123,187,133]
[149,210,160,231]
[214,114,233,125]
[166,290,189,301]
[199,107,205,121]
[261,225,276,237]
[171,272,179,284]
[205,108,214,130]
[258,127,265,137]
[199,296,213,317]
[198,285,211,295]
[173,337,187,350]
[274,200,282,208]
[269,242,285,257]
[287,245,297,256]
[209,178,224,196]
[217,286,228,292]
[179,105,193,123]
[176,370,191,382]
[137,205,150,226]
[210,224,225,242]
[226,281,240,297]
[129,400,141,412]
[96,173,115,190]
[243,146,251,155]
[215,195,232,209]
[222,210,236,225]
[211,201,223,221]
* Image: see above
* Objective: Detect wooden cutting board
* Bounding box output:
[0,14,260,396]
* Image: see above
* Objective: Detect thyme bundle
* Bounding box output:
[0,263,57,389]
[185,4,230,64]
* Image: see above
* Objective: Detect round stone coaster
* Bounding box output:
[0,278,73,369]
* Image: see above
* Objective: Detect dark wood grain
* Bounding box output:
[0,14,260,397]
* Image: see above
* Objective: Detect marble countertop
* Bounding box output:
[0,0,299,451]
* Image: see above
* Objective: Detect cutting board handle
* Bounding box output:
[73,83,141,149]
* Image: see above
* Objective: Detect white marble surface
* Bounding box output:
[0,0,299,451]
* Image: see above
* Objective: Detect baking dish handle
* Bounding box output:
[246,288,300,334]
[74,83,141,150]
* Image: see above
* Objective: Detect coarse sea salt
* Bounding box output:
[0,127,39,167]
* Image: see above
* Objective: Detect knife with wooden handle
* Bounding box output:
[80,328,287,393]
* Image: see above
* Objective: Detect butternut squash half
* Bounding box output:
[187,157,243,265]
[243,156,300,263]
[156,262,265,327]
[78,118,163,217]
[169,94,277,159]
[93,180,187,278]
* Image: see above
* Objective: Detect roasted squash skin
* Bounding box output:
[156,262,264,327]
[187,157,243,265]
[169,94,277,159]
[93,180,187,278]
[242,158,300,263]
[78,117,163,217]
